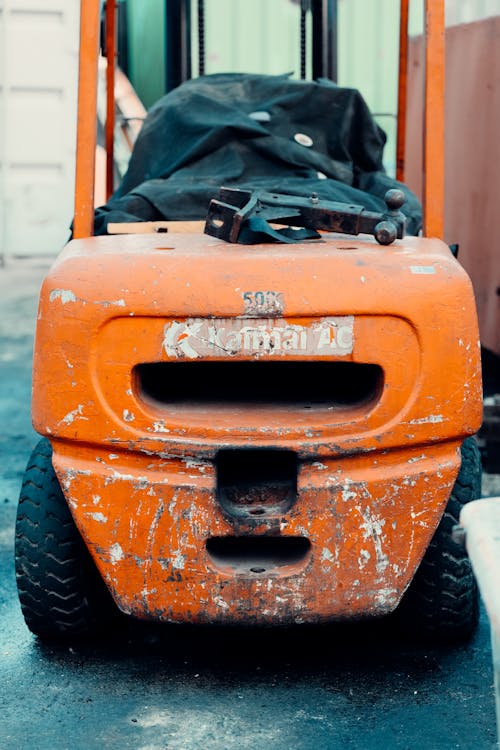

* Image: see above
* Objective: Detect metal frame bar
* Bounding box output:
[105,0,117,200]
[164,0,192,93]
[311,0,338,82]
[198,0,205,77]
[73,0,446,241]
[423,0,445,238]
[300,2,308,80]
[73,0,100,240]
[396,0,409,183]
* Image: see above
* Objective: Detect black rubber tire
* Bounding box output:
[396,437,482,642]
[15,438,121,640]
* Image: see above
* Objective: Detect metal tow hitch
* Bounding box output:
[204,187,406,245]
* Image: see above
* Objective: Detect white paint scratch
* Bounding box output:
[172,550,186,570]
[321,547,335,563]
[357,506,389,574]
[94,298,126,308]
[152,420,170,433]
[374,587,398,607]
[358,549,371,570]
[109,542,124,564]
[61,404,86,425]
[342,479,357,502]
[61,468,91,491]
[184,458,208,472]
[105,470,149,486]
[87,512,108,524]
[50,289,77,304]
[409,414,444,425]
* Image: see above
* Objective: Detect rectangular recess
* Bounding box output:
[217,449,297,519]
[206,536,311,575]
[135,361,383,409]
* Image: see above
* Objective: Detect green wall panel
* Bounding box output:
[126,0,165,109]
[195,0,307,78]
[125,0,428,173]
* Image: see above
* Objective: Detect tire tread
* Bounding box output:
[15,438,120,640]
[396,437,481,642]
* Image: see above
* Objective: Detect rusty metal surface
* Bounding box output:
[405,16,500,354]
[52,443,460,623]
[30,231,482,625]
[205,187,406,245]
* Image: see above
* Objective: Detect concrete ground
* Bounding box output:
[1,257,499,750]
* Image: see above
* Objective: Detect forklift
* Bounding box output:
[14,0,482,642]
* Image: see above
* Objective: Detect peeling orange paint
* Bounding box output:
[32,231,482,625]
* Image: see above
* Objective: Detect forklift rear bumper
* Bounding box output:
[53,441,460,624]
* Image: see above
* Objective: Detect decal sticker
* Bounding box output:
[242,290,284,316]
[163,317,354,359]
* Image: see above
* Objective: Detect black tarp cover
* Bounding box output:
[93,73,422,236]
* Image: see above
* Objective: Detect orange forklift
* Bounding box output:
[15,0,482,642]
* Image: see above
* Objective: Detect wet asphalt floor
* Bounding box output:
[0,258,498,750]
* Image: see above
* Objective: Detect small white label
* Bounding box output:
[163,317,354,359]
[294,132,313,148]
[249,110,271,122]
[410,266,436,275]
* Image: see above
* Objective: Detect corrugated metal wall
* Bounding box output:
[337,0,400,174]
[0,0,79,261]
[410,0,500,29]
[446,0,499,25]
[196,0,306,78]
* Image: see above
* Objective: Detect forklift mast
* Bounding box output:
[73,1,444,241]
[162,0,339,90]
